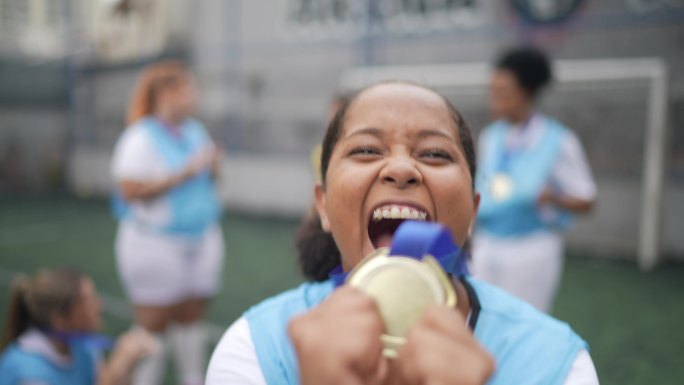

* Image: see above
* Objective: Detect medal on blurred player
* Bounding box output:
[490,173,514,201]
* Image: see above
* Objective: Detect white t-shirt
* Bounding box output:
[111,124,168,183]
[110,124,176,227]
[206,317,600,385]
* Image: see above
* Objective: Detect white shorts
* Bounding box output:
[115,222,225,306]
[471,231,563,313]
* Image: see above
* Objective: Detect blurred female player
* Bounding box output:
[473,47,597,312]
[111,60,224,385]
[0,268,154,385]
[206,81,598,384]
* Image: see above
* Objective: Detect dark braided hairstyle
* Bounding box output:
[296,82,477,281]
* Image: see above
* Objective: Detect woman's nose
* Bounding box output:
[379,156,422,189]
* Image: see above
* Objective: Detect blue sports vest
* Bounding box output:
[113,117,221,236]
[245,278,587,385]
[0,342,99,385]
[476,116,573,237]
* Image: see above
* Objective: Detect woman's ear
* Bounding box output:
[314,183,331,232]
[468,192,481,238]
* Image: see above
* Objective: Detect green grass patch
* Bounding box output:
[1,195,682,384]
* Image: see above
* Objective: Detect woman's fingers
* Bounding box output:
[288,286,388,385]
[398,306,495,385]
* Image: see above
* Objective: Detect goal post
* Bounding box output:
[339,58,669,271]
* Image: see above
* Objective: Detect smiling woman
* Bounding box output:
[206,82,599,385]
[315,82,478,271]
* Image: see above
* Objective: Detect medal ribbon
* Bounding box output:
[329,221,469,287]
[497,115,535,173]
[44,330,114,350]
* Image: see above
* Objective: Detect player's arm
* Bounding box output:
[97,330,156,385]
[539,131,597,213]
[538,191,594,213]
[118,147,217,201]
[118,170,191,202]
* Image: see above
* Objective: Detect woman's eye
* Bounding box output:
[348,146,381,157]
[420,149,454,161]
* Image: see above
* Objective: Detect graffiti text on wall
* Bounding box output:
[284,0,483,39]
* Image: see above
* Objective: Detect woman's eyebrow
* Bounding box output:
[416,129,457,142]
[345,127,383,139]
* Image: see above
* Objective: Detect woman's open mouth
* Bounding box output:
[367,203,431,249]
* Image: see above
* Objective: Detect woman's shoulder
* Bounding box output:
[468,277,587,384]
[115,120,155,149]
[469,277,574,331]
[0,344,54,384]
[245,280,334,321]
[537,114,574,136]
[481,120,508,134]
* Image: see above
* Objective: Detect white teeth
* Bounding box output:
[371,205,428,222]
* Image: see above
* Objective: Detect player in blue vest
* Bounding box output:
[0,269,154,385]
[206,82,599,384]
[110,61,224,385]
[473,47,597,313]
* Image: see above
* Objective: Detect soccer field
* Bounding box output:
[1,195,682,384]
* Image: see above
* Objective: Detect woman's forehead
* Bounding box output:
[353,83,446,107]
[343,83,456,136]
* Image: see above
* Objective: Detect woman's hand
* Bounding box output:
[99,329,158,385]
[111,329,158,367]
[288,286,389,385]
[181,145,220,180]
[394,306,495,385]
[537,186,594,213]
[119,145,221,201]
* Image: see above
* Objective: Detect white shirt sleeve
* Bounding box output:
[206,317,267,385]
[550,131,597,201]
[563,349,600,385]
[111,128,161,182]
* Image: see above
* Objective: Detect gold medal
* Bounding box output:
[490,173,514,201]
[346,248,457,358]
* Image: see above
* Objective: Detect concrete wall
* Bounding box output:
[68,149,313,216]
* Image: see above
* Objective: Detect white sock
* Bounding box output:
[130,327,166,385]
[169,322,208,385]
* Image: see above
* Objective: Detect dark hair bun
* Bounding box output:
[496,46,552,97]
[295,210,341,281]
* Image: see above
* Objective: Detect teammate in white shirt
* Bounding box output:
[473,46,597,313]
[111,61,224,385]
